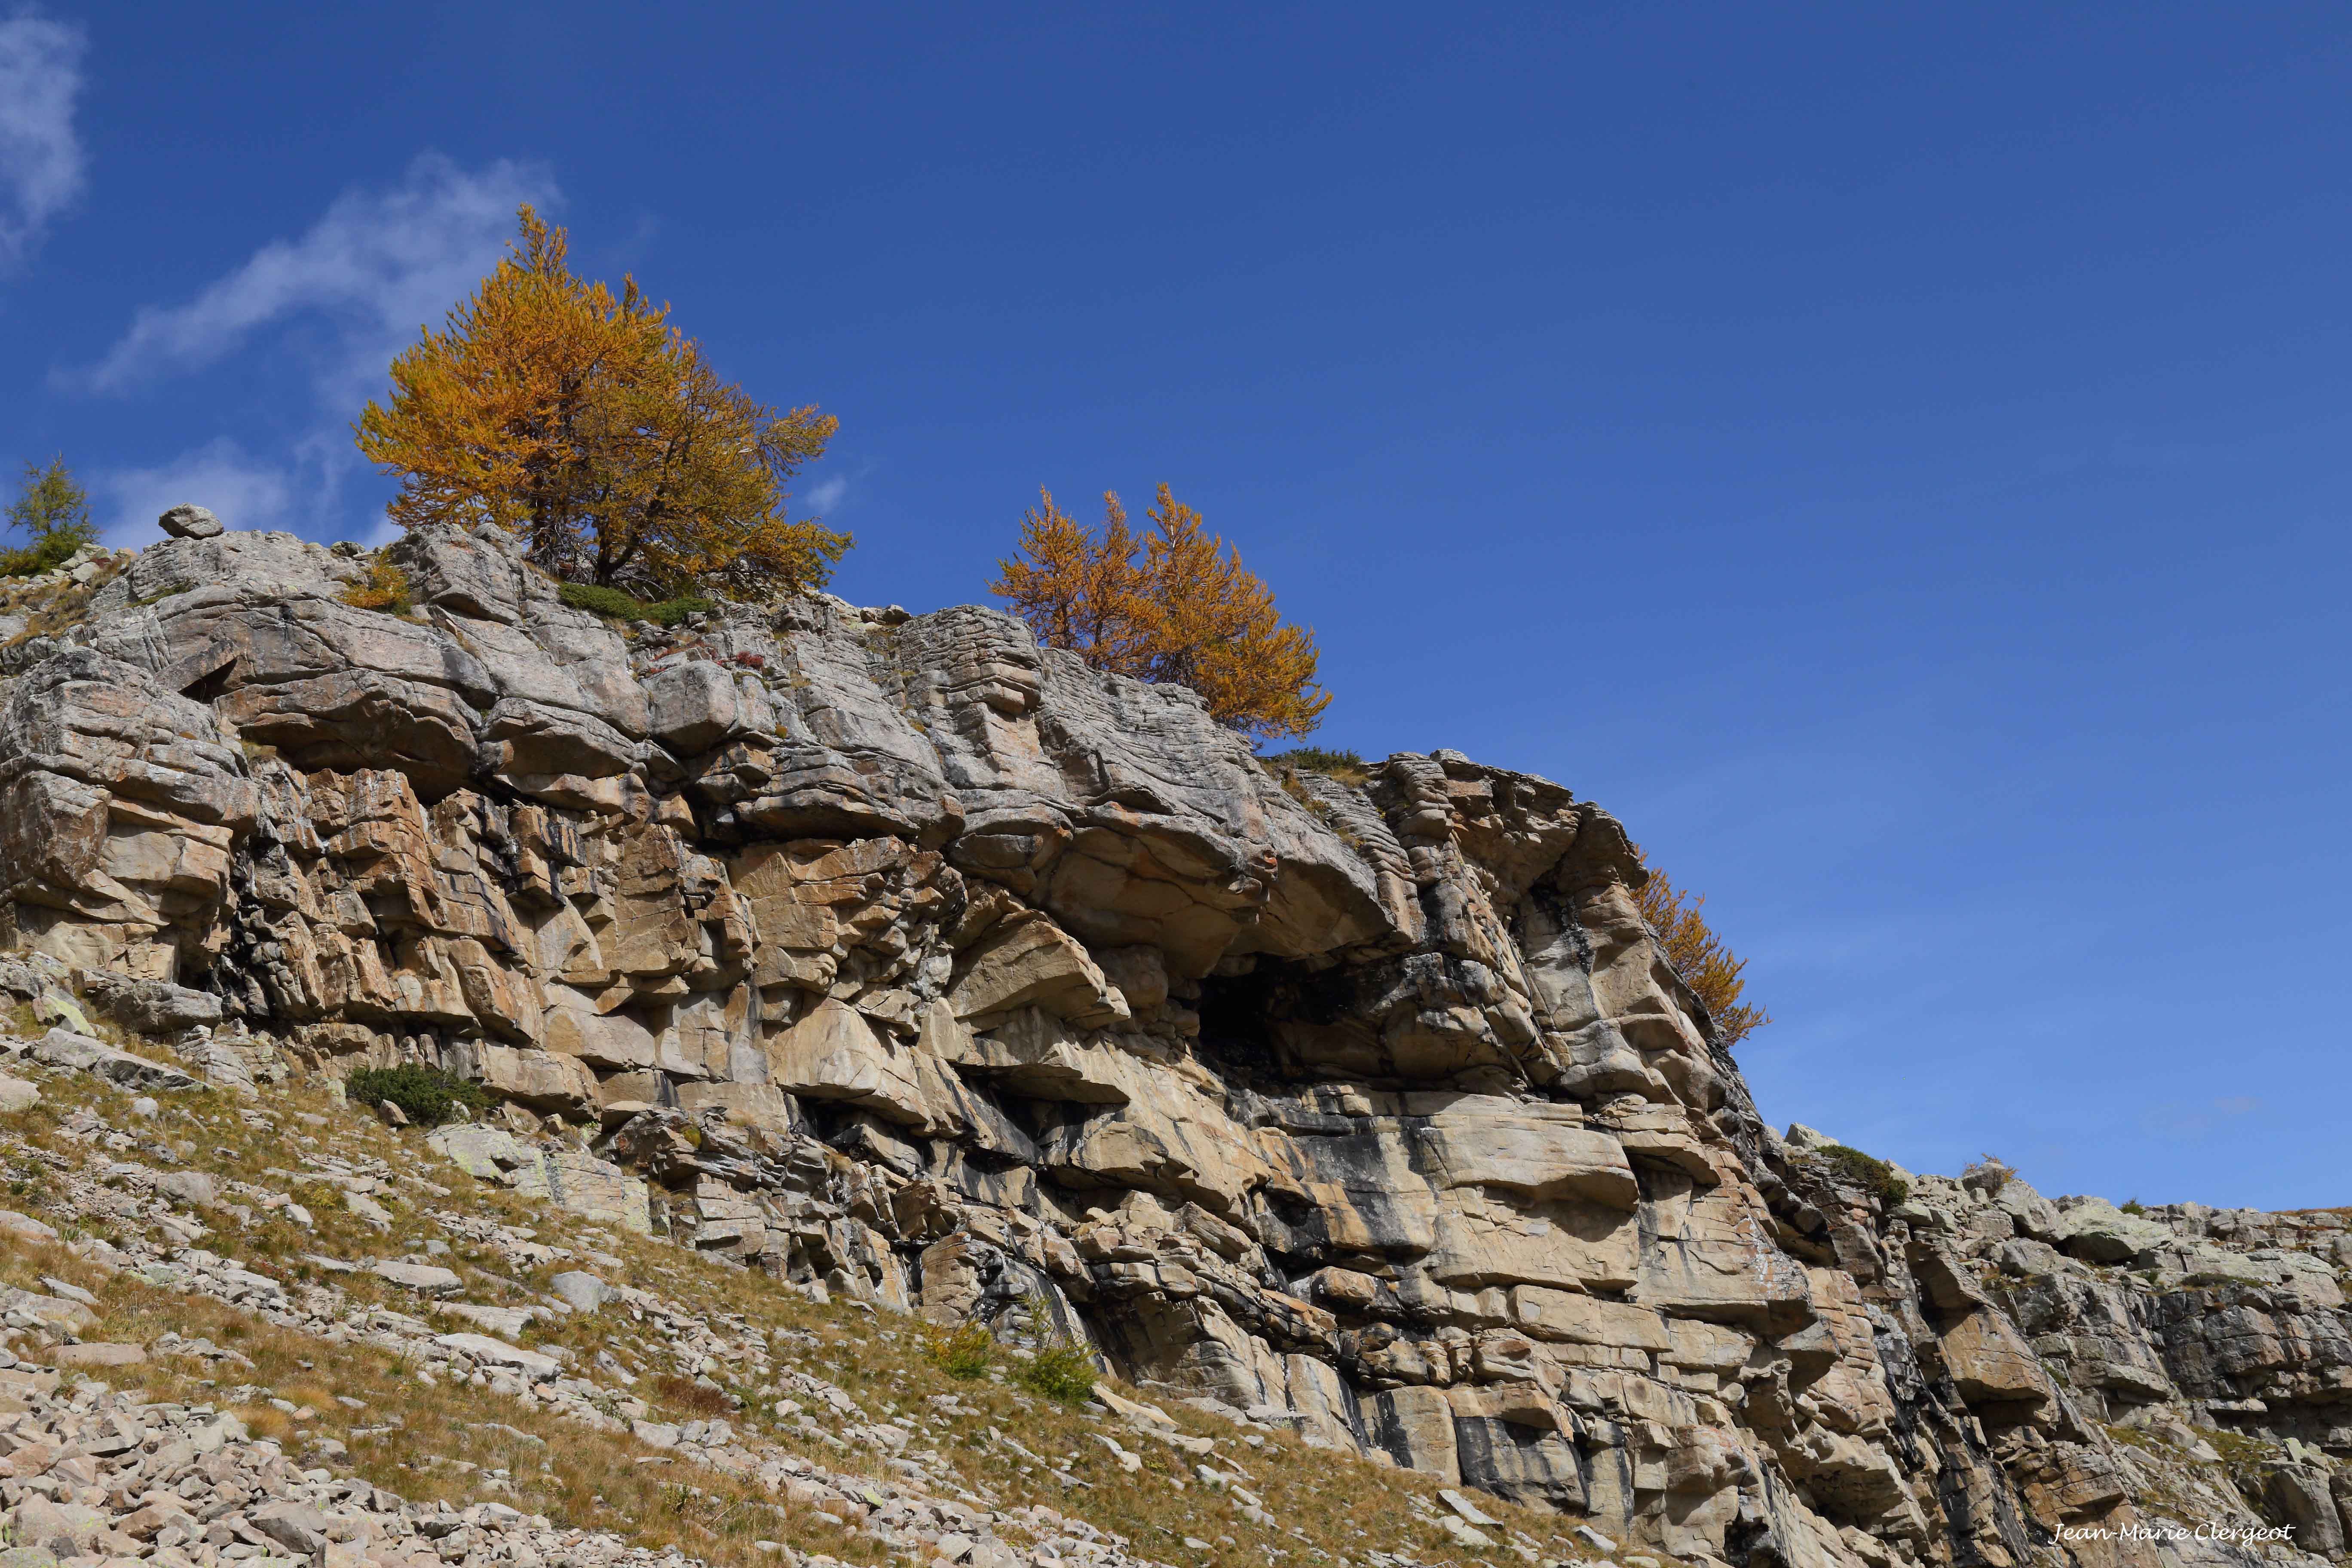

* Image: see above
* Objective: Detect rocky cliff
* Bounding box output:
[0,522,2343,1568]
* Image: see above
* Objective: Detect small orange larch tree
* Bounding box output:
[1635,852,1771,1049]
[991,483,1331,741]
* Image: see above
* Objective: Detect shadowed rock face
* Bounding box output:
[2,522,2346,1568]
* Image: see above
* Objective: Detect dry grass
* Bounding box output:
[0,1231,888,1568]
[0,1056,1615,1568]
[0,555,127,646]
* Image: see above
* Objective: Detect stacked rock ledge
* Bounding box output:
[0,514,2343,1568]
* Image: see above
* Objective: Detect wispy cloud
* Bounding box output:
[76,154,558,547]
[806,475,851,514]
[0,10,87,272]
[72,153,557,399]
[2136,1095,2263,1143]
[92,438,294,548]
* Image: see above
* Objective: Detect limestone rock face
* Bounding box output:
[0,520,2341,1568]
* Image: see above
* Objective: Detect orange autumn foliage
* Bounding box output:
[992,484,1331,741]
[356,207,845,599]
[1635,853,1772,1050]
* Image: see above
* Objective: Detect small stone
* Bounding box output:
[372,1260,463,1296]
[129,1095,158,1118]
[548,1270,610,1312]
[377,1098,410,1127]
[1439,1516,1494,1548]
[441,1301,535,1337]
[31,989,89,1033]
[157,504,224,539]
[433,1331,562,1380]
[10,1495,81,1556]
[50,1342,145,1369]
[37,1275,95,1305]
[155,1170,220,1208]
[249,1500,331,1555]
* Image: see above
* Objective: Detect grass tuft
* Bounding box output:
[558,581,714,626]
[1816,1143,1910,1207]
[653,1372,736,1417]
[1013,1342,1098,1404]
[920,1320,995,1379]
[1262,746,1370,786]
[0,529,92,579]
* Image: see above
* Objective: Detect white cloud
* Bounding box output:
[77,154,559,548]
[2136,1095,2263,1143]
[806,475,851,514]
[74,153,557,399]
[92,438,294,549]
[0,10,87,271]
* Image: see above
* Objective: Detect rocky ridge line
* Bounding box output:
[0,520,2341,1568]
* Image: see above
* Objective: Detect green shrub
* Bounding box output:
[558,581,715,626]
[344,1063,489,1127]
[559,581,643,619]
[1015,1341,1100,1404]
[1264,746,1371,787]
[1817,1143,1909,1207]
[921,1321,995,1378]
[641,594,714,627]
[0,530,91,579]
[2120,1198,2145,1216]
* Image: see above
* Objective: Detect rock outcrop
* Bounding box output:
[0,518,2342,1568]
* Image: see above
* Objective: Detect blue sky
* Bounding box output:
[3,4,2346,1207]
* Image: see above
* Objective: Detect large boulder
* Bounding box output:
[78,971,222,1034]
[157,504,224,539]
[644,659,740,755]
[386,524,526,623]
[946,911,1128,1029]
[30,1027,205,1092]
[2052,1198,2174,1263]
[766,997,930,1126]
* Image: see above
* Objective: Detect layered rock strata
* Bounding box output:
[0,523,2343,1568]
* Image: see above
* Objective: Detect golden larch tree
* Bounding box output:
[992,488,1154,675]
[355,207,845,599]
[1635,851,1771,1049]
[992,483,1331,740]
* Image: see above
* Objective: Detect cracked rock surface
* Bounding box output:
[0,523,2341,1568]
